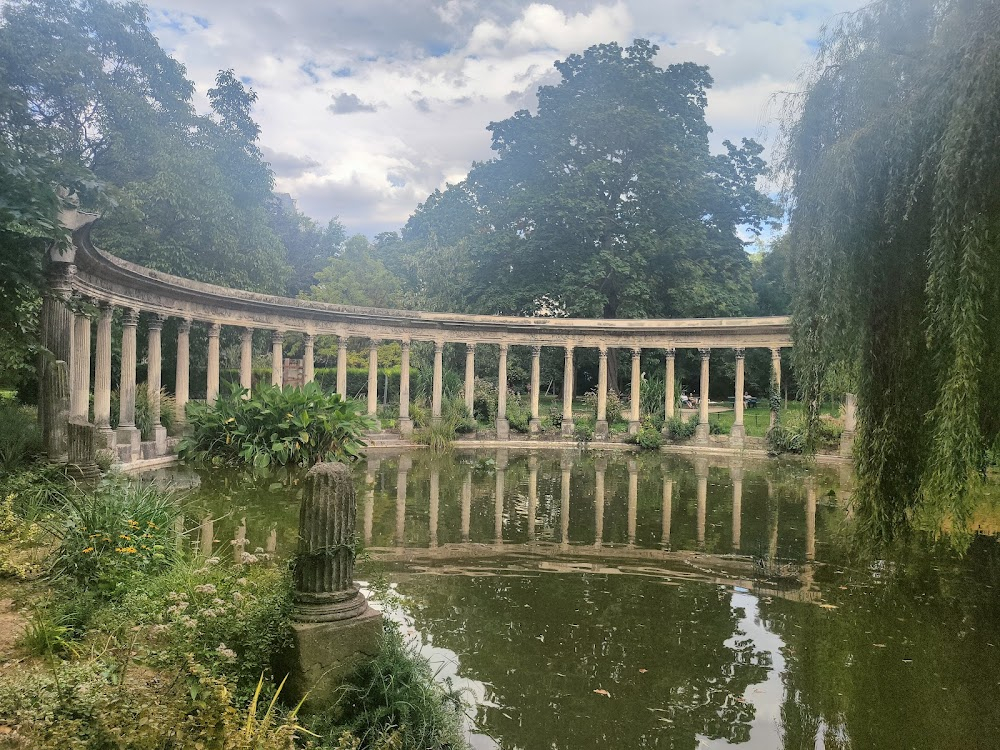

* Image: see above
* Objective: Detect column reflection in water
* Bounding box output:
[661,468,673,549]
[594,457,607,549]
[395,456,410,548]
[233,517,247,564]
[495,450,507,547]
[731,462,743,551]
[806,478,817,561]
[560,454,572,548]
[429,467,440,548]
[200,516,214,557]
[364,459,379,546]
[266,527,277,555]
[695,458,708,549]
[766,479,779,562]
[461,469,472,543]
[627,459,638,547]
[527,455,538,542]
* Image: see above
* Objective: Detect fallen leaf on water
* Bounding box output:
[593,689,611,698]
[872,643,886,648]
[819,603,838,610]
[639,669,648,674]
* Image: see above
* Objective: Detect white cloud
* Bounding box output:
[145,0,869,236]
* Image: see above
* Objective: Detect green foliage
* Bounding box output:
[135,385,176,439]
[47,478,178,596]
[766,425,805,456]
[663,415,699,441]
[325,625,469,750]
[179,382,373,468]
[573,416,595,443]
[415,420,456,454]
[444,398,477,434]
[626,418,664,451]
[472,378,498,425]
[639,375,666,420]
[17,605,79,657]
[505,395,532,433]
[0,401,43,472]
[583,388,627,428]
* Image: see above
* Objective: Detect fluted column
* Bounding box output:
[367,339,379,416]
[70,307,92,421]
[664,348,676,421]
[731,348,746,446]
[629,347,642,435]
[661,470,673,548]
[395,456,410,547]
[429,468,440,548]
[398,340,413,435]
[303,334,315,384]
[696,457,708,549]
[731,463,743,550]
[206,323,221,405]
[431,340,444,423]
[116,308,140,461]
[695,348,711,442]
[271,330,284,388]
[560,454,572,546]
[494,450,507,546]
[596,346,609,438]
[561,345,575,436]
[293,463,368,622]
[336,336,348,398]
[240,328,253,393]
[464,343,476,413]
[527,454,538,541]
[770,347,782,427]
[94,302,114,446]
[594,457,607,548]
[461,469,472,543]
[175,318,191,425]
[39,260,74,461]
[627,458,638,546]
[148,316,166,454]
[496,343,509,438]
[529,345,542,434]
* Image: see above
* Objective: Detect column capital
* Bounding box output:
[531,344,542,357]
[122,308,140,327]
[434,340,444,353]
[631,346,642,358]
[370,337,382,348]
[98,299,114,315]
[698,347,711,360]
[734,347,746,359]
[466,342,476,354]
[242,326,254,341]
[770,346,782,359]
[664,347,676,359]
[147,315,165,332]
[564,344,574,357]
[400,339,411,353]
[303,332,315,346]
[598,346,608,360]
[272,329,285,345]
[498,342,508,354]
[338,335,348,347]
[208,322,221,337]
[178,317,192,334]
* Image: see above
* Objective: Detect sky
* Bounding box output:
[146,0,867,237]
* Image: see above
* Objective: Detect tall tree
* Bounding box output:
[783,0,1000,536]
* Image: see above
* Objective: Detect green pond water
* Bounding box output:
[152,450,1000,750]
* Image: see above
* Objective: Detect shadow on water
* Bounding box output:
[153,449,1000,750]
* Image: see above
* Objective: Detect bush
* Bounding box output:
[627,426,664,451]
[767,424,805,455]
[324,626,469,750]
[179,382,373,468]
[639,374,666,420]
[582,388,627,428]
[0,402,43,472]
[663,415,699,441]
[443,398,477,434]
[506,395,532,433]
[472,378,498,425]
[135,385,176,439]
[574,416,595,442]
[47,478,179,597]
[414,421,456,453]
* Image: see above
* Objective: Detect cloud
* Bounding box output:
[145,0,870,235]
[329,92,378,114]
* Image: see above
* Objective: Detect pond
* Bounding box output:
[151,449,1000,750]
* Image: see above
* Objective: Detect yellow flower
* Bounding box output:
[115,546,138,554]
[82,547,94,554]
[119,534,132,540]
[147,522,158,529]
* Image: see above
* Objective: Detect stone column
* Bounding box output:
[695,348,711,442]
[431,340,444,423]
[147,316,166,454]
[337,336,348,398]
[731,463,743,550]
[695,457,708,549]
[206,323,221,404]
[175,318,191,425]
[561,345,575,437]
[496,343,509,439]
[70,307,91,421]
[494,450,507,546]
[200,516,214,557]
[527,454,538,541]
[398,340,413,435]
[770,347,782,427]
[240,327,253,393]
[730,348,746,446]
[560,454,572,546]
[529,345,542,434]
[271,330,284,388]
[627,458,638,547]
[806,478,817,561]
[429,468,440,548]
[594,456,607,548]
[363,459,378,546]
[840,392,857,456]
[461,469,472,543]
[464,343,476,413]
[303,334,315,384]
[664,348,676,422]
[596,346,609,438]
[629,347,642,435]
[39,260,75,461]
[661,471,673,548]
[366,339,379,416]
[116,308,140,461]
[394,456,410,547]
[94,302,114,447]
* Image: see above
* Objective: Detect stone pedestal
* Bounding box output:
[694,423,710,443]
[66,419,99,480]
[595,419,609,439]
[561,421,575,437]
[116,426,140,462]
[398,417,414,436]
[496,416,510,440]
[529,417,541,435]
[152,424,168,456]
[729,423,745,447]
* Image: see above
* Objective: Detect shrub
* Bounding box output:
[547,404,563,430]
[414,421,456,454]
[472,378,498,425]
[135,385,176,439]
[47,478,179,597]
[628,425,663,451]
[639,374,666,420]
[574,416,595,442]
[582,388,627,428]
[179,382,373,468]
[663,415,699,441]
[444,398,477,434]
[767,424,805,455]
[324,626,469,750]
[0,402,43,473]
[506,395,532,433]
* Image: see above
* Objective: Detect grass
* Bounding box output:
[709,402,841,438]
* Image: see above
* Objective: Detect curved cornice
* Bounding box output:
[67,214,792,349]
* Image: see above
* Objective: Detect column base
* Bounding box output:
[729,424,745,447]
[628,420,641,436]
[95,424,116,451]
[152,425,167,456]
[398,417,414,436]
[595,420,609,439]
[694,423,710,443]
[496,417,510,440]
[561,420,575,437]
[116,425,141,463]
[840,430,855,457]
[529,418,541,434]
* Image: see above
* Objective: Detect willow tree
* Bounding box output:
[784,0,1000,536]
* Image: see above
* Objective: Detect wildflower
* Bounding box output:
[179,615,198,629]
[193,567,210,575]
[212,598,225,606]
[147,521,158,529]
[119,534,132,540]
[215,644,237,662]
[202,608,218,618]
[236,577,248,586]
[240,552,258,564]
[254,547,264,554]
[116,546,138,554]
[150,624,171,635]
[206,557,220,566]
[232,591,245,604]
[194,583,217,595]
[82,547,94,554]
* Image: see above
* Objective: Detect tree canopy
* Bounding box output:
[783,0,1000,536]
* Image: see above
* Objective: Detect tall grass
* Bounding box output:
[0,402,43,473]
